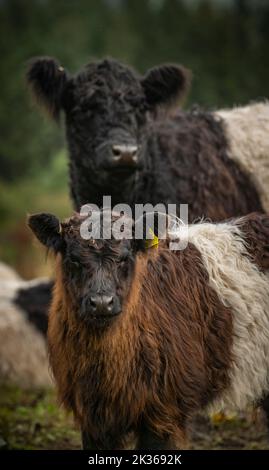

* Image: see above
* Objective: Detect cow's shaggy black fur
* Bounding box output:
[27,57,263,220]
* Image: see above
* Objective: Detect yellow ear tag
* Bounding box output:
[145,228,159,249]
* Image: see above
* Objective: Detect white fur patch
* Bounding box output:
[0,274,52,388]
[215,102,269,212]
[182,221,269,411]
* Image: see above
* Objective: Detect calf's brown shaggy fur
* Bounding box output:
[28,211,269,449]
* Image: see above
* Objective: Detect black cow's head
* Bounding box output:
[27,57,191,207]
[28,209,158,329]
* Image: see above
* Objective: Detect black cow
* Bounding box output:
[27,57,266,221]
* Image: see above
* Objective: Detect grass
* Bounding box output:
[0,386,80,450]
[0,385,268,450]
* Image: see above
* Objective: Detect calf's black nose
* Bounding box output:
[89,294,114,315]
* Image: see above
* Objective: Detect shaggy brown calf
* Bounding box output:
[29,211,269,449]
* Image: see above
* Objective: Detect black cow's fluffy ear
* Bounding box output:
[28,213,64,252]
[26,57,68,121]
[141,64,192,111]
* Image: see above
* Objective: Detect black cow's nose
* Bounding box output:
[112,144,138,164]
[89,295,114,315]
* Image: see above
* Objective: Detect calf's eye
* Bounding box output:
[69,256,81,270]
[119,259,129,277]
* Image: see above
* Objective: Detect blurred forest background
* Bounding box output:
[0,0,269,278]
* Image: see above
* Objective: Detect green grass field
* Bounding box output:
[0,385,268,450]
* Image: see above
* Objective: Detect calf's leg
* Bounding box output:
[81,429,98,450]
[261,394,269,432]
[136,425,185,450]
[81,429,127,450]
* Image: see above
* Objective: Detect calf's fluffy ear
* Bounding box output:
[133,212,167,252]
[141,64,192,111]
[28,213,63,252]
[26,57,68,120]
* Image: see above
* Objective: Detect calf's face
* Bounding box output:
[27,57,190,177]
[28,212,140,328]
